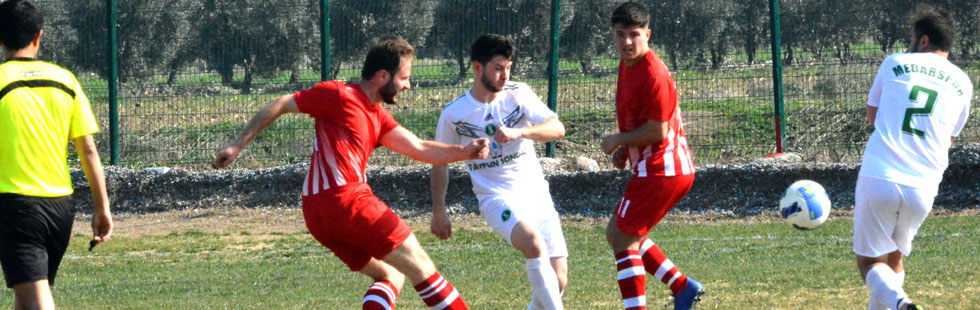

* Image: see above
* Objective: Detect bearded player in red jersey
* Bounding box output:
[214,36,488,310]
[600,3,703,310]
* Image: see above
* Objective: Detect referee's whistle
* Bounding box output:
[88,240,98,252]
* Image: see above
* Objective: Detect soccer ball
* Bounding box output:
[778,180,831,230]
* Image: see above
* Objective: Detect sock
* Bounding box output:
[615,250,646,310]
[638,237,689,295]
[866,265,909,310]
[414,272,468,310]
[363,281,398,310]
[525,257,562,310]
[868,270,907,310]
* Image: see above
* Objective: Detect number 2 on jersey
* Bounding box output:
[902,85,937,138]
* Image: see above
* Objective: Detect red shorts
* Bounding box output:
[614,174,694,236]
[302,183,412,271]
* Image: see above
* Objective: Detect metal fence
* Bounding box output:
[22,0,980,169]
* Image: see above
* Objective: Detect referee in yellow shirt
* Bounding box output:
[0,0,113,308]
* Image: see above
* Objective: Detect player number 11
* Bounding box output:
[902,85,938,138]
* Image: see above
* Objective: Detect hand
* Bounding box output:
[213,144,242,169]
[430,209,453,240]
[612,146,628,170]
[601,135,620,154]
[91,209,113,245]
[493,126,523,145]
[466,138,490,159]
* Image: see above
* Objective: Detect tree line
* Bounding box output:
[31,0,980,94]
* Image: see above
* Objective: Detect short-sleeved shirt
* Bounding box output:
[616,50,695,177]
[294,81,400,196]
[0,58,98,197]
[435,82,556,200]
[860,52,973,187]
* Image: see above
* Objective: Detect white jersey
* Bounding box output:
[860,52,973,187]
[436,82,557,200]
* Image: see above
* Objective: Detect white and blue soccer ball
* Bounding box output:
[778,180,831,230]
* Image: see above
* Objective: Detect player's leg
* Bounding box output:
[538,210,569,294]
[1,195,74,310]
[867,251,906,310]
[606,216,646,310]
[12,280,54,310]
[609,175,701,310]
[302,188,467,310]
[382,233,468,310]
[482,196,563,310]
[511,221,562,310]
[854,177,925,310]
[358,259,405,310]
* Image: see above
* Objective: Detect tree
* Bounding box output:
[561,0,616,76]
[733,0,769,65]
[329,0,435,80]
[192,0,316,93]
[64,0,189,85]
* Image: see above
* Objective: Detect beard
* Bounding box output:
[480,71,502,93]
[380,77,399,105]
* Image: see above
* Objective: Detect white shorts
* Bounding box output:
[853,176,936,258]
[479,194,568,258]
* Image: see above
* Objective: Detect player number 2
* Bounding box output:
[902,85,937,138]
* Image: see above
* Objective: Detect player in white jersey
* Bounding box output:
[430,34,568,310]
[855,5,972,310]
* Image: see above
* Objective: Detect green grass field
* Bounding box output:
[1,211,977,309]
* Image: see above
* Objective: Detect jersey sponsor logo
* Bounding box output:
[453,121,482,138]
[468,150,528,171]
[501,209,512,221]
[484,123,497,136]
[20,71,41,77]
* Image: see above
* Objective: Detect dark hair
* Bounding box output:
[0,0,44,51]
[470,34,514,65]
[909,4,956,52]
[361,35,415,81]
[610,2,649,28]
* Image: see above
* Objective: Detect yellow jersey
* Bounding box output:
[0,58,98,197]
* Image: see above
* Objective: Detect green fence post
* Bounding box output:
[545,0,561,158]
[320,0,331,82]
[107,0,119,164]
[768,0,786,153]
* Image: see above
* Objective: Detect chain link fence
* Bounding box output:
[19,0,980,169]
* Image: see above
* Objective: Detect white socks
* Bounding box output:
[869,270,907,310]
[525,257,563,310]
[866,265,909,310]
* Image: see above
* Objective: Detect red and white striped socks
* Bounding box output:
[363,281,399,310]
[615,250,647,310]
[413,272,468,310]
[639,237,688,295]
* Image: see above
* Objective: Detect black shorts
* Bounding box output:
[0,193,75,288]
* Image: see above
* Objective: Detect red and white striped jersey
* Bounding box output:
[293,81,400,196]
[616,50,695,177]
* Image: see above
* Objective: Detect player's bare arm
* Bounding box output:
[866,106,878,124]
[429,164,453,240]
[600,119,668,154]
[494,116,565,144]
[380,126,490,164]
[213,95,300,169]
[611,146,628,170]
[74,134,113,244]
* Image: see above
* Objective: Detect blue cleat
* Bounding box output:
[671,278,704,310]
